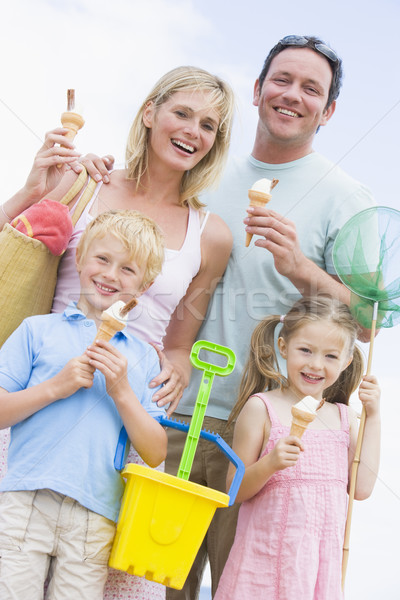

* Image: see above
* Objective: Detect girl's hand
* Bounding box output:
[359,374,381,418]
[149,344,184,416]
[269,436,303,471]
[79,153,115,184]
[86,340,130,399]
[49,354,95,399]
[24,128,83,201]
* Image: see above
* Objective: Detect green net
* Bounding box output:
[333,206,400,329]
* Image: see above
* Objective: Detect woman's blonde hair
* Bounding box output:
[76,210,164,289]
[229,296,364,425]
[125,66,235,209]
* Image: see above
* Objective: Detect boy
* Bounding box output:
[0,210,167,600]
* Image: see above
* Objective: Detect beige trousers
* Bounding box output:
[0,489,115,600]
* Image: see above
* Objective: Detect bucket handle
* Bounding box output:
[114,417,244,506]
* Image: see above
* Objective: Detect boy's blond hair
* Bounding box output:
[76,210,164,289]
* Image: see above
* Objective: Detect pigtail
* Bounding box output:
[324,344,364,404]
[227,315,285,426]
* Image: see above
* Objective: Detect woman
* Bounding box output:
[0,65,235,600]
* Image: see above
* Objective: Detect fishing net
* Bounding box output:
[333,205,400,587]
[333,206,400,328]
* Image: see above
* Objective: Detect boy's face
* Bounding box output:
[76,233,148,321]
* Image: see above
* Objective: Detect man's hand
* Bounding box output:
[245,206,306,278]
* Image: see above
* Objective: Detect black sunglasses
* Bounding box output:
[279,35,338,63]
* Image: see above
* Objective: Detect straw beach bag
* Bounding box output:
[0,167,96,347]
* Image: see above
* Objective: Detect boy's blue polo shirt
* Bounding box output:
[0,304,165,521]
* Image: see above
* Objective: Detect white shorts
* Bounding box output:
[0,489,116,600]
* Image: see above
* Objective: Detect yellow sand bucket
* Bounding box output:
[109,343,243,589]
[109,463,229,589]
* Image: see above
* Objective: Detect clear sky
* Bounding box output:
[1,1,400,597]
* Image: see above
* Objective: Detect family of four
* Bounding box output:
[0,35,380,600]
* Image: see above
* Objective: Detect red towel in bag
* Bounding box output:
[11,199,73,256]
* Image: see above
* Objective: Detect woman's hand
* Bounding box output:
[23,131,115,202]
[23,128,83,202]
[79,153,115,184]
[149,344,185,416]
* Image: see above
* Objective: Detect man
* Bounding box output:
[164,35,375,599]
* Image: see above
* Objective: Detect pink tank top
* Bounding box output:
[52,180,205,347]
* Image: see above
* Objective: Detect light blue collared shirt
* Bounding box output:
[0,304,165,521]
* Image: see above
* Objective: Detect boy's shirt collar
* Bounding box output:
[64,302,87,320]
[63,302,129,339]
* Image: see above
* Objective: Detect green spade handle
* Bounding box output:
[177,340,236,480]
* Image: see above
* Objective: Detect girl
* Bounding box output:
[1,66,235,600]
[215,296,381,600]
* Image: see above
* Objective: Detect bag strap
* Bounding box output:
[59,166,98,227]
[59,167,88,206]
[70,178,98,226]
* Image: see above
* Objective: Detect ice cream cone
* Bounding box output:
[57,110,85,168]
[245,190,272,247]
[290,405,317,439]
[61,111,85,141]
[95,300,135,341]
[95,313,126,341]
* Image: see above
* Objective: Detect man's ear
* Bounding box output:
[143,101,155,128]
[319,100,336,127]
[253,78,261,107]
[277,336,287,359]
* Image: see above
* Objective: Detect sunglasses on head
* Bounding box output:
[279,35,338,63]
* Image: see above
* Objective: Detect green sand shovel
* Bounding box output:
[177,340,236,480]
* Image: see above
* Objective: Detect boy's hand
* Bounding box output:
[86,340,130,399]
[49,354,95,399]
[270,436,303,471]
[359,374,381,417]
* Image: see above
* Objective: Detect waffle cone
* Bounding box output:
[57,111,85,168]
[95,313,125,341]
[61,111,85,141]
[245,190,272,247]
[289,406,317,439]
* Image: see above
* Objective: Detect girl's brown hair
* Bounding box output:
[228,296,364,425]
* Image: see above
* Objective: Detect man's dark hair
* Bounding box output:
[258,35,343,109]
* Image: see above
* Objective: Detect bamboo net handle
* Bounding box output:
[342,301,378,589]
